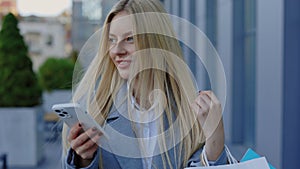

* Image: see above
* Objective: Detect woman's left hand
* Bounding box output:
[191,90,225,161]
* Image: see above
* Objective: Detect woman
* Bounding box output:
[62,0,230,168]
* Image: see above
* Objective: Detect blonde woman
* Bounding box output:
[62,0,231,168]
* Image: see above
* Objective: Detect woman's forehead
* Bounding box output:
[109,12,134,36]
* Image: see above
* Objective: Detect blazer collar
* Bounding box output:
[102,83,180,168]
[102,83,144,169]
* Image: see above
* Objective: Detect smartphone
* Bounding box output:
[52,103,109,139]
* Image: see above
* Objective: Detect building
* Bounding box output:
[0,1,71,71]
[71,0,118,52]
[0,0,17,17]
[0,0,17,26]
[100,0,118,24]
[71,0,101,52]
[162,0,299,168]
[19,16,67,70]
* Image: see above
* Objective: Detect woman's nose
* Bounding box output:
[110,42,127,56]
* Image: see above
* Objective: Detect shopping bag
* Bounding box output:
[241,148,275,169]
[185,157,269,169]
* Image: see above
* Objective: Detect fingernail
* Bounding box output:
[92,127,97,131]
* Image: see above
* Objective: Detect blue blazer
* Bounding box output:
[63,86,228,169]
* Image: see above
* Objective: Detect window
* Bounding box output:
[25,32,41,55]
[282,0,300,167]
[205,0,217,89]
[46,35,53,47]
[232,0,256,147]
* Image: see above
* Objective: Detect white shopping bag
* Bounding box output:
[185,157,270,169]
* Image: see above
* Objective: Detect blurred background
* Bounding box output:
[0,0,299,169]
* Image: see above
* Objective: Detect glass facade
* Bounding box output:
[243,0,256,146]
[71,0,116,52]
[283,0,300,168]
[205,0,217,90]
[232,0,256,147]
[82,0,102,21]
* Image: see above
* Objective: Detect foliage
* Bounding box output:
[0,13,42,107]
[38,57,75,91]
[69,50,78,63]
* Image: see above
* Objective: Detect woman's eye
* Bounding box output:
[125,36,134,43]
[109,37,117,44]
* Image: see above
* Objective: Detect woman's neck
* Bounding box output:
[131,80,153,110]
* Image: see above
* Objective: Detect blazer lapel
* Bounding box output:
[151,109,183,168]
[101,87,143,169]
[100,83,181,169]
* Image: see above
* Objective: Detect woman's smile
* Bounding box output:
[115,59,132,69]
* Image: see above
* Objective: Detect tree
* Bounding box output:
[38,57,75,91]
[0,13,41,107]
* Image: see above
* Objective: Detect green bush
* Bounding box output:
[0,13,42,107]
[38,57,75,91]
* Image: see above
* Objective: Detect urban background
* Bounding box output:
[0,0,299,169]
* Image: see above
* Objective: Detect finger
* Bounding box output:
[68,123,83,143]
[201,91,223,139]
[71,127,98,149]
[200,91,222,113]
[79,143,99,160]
[75,134,101,157]
[195,96,209,112]
[200,93,211,106]
[91,132,103,143]
[204,91,221,106]
[191,102,207,126]
[191,102,200,114]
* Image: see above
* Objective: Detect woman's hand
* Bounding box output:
[68,123,102,167]
[191,91,225,161]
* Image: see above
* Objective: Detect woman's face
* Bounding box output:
[109,11,135,79]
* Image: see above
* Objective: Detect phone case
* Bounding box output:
[52,103,109,139]
[52,103,80,128]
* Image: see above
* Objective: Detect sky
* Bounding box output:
[17,0,72,17]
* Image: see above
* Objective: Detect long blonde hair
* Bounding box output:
[62,0,205,168]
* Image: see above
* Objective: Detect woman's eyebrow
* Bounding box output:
[109,31,133,37]
[122,31,133,37]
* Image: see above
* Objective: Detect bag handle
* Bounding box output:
[201,145,238,166]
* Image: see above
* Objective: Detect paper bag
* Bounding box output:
[241,148,275,169]
[184,157,269,169]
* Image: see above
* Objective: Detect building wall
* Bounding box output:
[255,0,283,167]
[19,18,66,70]
[71,0,99,52]
[162,0,286,168]
[101,0,119,24]
[282,1,300,169]
[216,0,233,147]
[0,0,17,16]
[71,0,118,52]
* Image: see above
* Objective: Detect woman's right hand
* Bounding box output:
[68,122,102,167]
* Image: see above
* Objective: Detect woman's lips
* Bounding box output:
[116,60,131,69]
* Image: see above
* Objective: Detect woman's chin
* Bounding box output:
[119,72,129,80]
